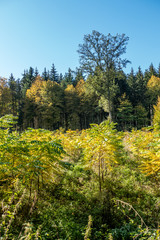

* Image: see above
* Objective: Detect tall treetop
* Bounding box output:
[78,30,130,74]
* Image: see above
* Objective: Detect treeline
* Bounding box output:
[1,30,160,131]
[0,63,160,131]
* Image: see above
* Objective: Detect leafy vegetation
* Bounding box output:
[0,115,159,239]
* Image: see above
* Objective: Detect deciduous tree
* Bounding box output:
[78,30,130,121]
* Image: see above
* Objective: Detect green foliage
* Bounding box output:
[153,97,160,130]
[117,93,133,130]
[78,30,130,121]
[0,115,159,239]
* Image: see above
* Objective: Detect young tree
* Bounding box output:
[78,30,130,121]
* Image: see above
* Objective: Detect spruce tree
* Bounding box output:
[135,66,146,106]
[64,68,74,85]
[59,73,63,83]
[8,74,18,115]
[50,63,59,82]
[74,68,84,86]
[127,68,137,106]
[34,67,39,77]
[21,67,35,97]
[42,68,49,81]
[157,63,160,78]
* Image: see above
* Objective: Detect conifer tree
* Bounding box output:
[127,68,137,106]
[64,68,74,85]
[50,63,59,82]
[21,67,35,97]
[157,63,160,78]
[74,68,84,86]
[8,73,18,115]
[117,93,133,130]
[144,63,157,85]
[135,66,146,106]
[149,63,157,76]
[34,67,39,77]
[59,73,63,83]
[42,67,49,81]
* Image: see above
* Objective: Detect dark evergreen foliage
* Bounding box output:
[0,62,159,131]
[50,63,59,82]
[42,67,49,81]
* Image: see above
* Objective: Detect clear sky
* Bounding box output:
[0,0,160,79]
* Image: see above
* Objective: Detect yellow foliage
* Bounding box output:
[0,125,64,188]
[75,79,85,96]
[147,75,160,93]
[26,76,44,103]
[65,84,76,93]
[128,129,160,177]
[54,128,84,162]
[153,97,160,130]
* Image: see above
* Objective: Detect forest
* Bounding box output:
[0,31,160,239]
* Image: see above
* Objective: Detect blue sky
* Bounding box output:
[0,0,160,79]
